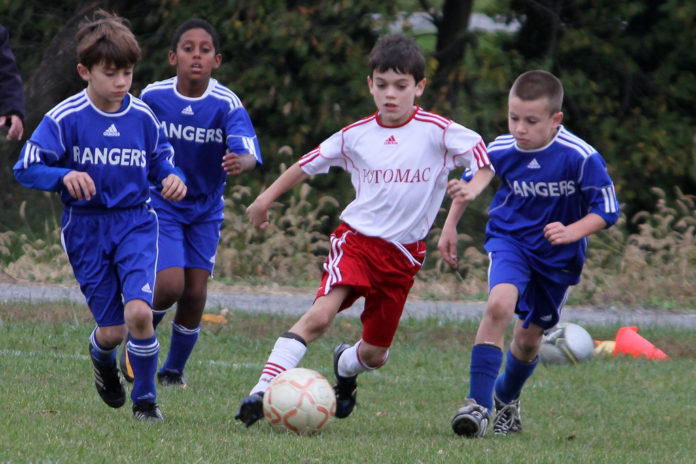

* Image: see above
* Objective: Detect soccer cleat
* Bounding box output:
[157,370,187,387]
[333,343,358,419]
[493,394,522,436]
[451,398,490,438]
[118,337,134,383]
[235,391,265,427]
[132,401,164,422]
[89,343,126,409]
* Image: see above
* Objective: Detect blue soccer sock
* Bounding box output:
[160,322,200,374]
[89,327,117,366]
[494,347,539,404]
[468,344,503,413]
[127,334,160,404]
[152,310,167,330]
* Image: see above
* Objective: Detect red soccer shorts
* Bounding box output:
[316,223,426,347]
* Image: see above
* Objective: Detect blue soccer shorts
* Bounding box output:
[61,205,158,327]
[149,191,224,275]
[487,246,570,330]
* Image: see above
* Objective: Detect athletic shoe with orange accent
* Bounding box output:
[118,336,134,383]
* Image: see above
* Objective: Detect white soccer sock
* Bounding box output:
[337,340,389,377]
[249,335,307,395]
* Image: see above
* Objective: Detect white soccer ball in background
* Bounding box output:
[539,322,595,365]
[263,367,336,435]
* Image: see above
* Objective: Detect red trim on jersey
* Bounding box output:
[376,106,420,128]
[413,108,451,130]
[343,113,378,132]
[299,146,322,166]
[472,140,490,168]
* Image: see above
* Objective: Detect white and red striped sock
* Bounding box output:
[249,334,307,395]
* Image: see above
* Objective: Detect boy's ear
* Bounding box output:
[214,53,222,69]
[168,50,177,67]
[415,77,426,97]
[553,111,564,126]
[76,63,90,82]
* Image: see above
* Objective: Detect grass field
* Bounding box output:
[2,301,695,463]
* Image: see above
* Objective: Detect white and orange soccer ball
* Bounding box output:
[263,367,336,435]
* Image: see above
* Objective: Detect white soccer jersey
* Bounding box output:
[299,106,489,244]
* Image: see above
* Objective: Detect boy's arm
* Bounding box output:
[543,213,607,245]
[446,165,494,203]
[222,152,257,175]
[438,165,494,267]
[247,162,309,230]
[438,197,470,268]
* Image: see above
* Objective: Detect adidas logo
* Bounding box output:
[181,105,194,115]
[141,283,152,293]
[384,135,397,145]
[540,314,552,321]
[103,124,120,137]
[527,158,541,169]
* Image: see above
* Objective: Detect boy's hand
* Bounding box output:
[438,225,459,268]
[63,170,96,201]
[161,174,187,202]
[446,178,479,202]
[0,115,24,141]
[246,200,270,230]
[223,152,256,176]
[543,222,576,245]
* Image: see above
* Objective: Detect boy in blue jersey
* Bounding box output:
[118,18,261,387]
[13,11,187,422]
[439,70,619,438]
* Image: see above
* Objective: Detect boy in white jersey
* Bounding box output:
[118,18,261,387]
[235,34,494,427]
[440,70,620,438]
[13,11,187,422]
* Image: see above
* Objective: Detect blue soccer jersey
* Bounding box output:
[482,125,619,284]
[140,77,262,199]
[13,90,182,209]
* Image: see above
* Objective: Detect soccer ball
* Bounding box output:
[539,323,595,365]
[263,367,336,435]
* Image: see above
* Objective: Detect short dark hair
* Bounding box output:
[76,10,141,69]
[171,18,220,53]
[510,70,564,114]
[368,34,425,83]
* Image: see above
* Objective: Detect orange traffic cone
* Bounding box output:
[612,326,669,360]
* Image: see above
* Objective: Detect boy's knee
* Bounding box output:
[484,298,514,323]
[153,283,183,310]
[359,343,389,369]
[97,325,128,346]
[124,299,153,326]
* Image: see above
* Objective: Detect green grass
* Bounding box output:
[1,302,695,463]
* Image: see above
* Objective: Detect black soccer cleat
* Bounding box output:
[89,343,126,408]
[235,391,265,427]
[333,343,358,419]
[157,370,187,387]
[493,394,522,436]
[132,401,164,423]
[451,398,490,438]
[118,336,134,383]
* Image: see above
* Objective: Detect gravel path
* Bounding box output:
[2,282,695,329]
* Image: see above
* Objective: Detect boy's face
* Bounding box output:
[508,95,563,150]
[368,69,425,126]
[169,27,221,86]
[77,61,133,112]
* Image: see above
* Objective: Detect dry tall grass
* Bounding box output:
[1,186,694,308]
